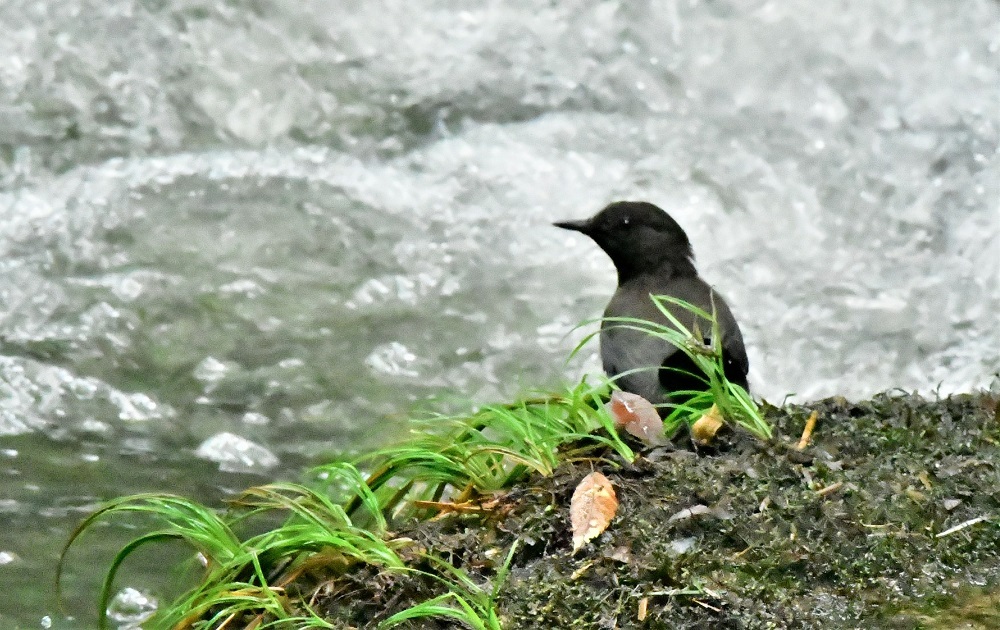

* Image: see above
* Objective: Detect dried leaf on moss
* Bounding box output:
[570,472,618,553]
[691,404,724,446]
[606,391,664,444]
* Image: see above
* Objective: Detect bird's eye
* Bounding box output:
[622,216,630,226]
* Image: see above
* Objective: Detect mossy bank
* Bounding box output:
[300,392,1000,629]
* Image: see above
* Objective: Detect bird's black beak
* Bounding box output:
[553,219,591,234]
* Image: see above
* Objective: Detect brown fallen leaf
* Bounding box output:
[570,471,618,553]
[606,391,664,444]
[691,404,724,446]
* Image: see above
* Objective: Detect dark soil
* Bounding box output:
[303,392,1000,629]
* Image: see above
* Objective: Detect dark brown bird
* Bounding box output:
[555,201,749,411]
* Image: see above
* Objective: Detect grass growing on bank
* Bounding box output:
[59,300,769,628]
[58,379,638,629]
[352,378,635,521]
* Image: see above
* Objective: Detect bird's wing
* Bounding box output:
[694,283,750,391]
[600,321,672,404]
[601,281,703,402]
[720,324,750,390]
[605,276,750,394]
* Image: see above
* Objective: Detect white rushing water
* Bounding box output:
[0,0,998,625]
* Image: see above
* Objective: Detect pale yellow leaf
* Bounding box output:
[691,403,724,446]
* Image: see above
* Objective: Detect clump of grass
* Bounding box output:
[353,377,634,519]
[576,294,770,440]
[59,379,633,629]
[57,493,243,628]
[58,467,411,628]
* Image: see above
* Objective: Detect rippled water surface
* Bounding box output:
[2,0,998,626]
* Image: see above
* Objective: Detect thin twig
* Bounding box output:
[816,481,844,498]
[797,410,818,450]
[935,515,991,538]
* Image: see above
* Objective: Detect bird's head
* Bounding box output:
[554,201,695,282]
